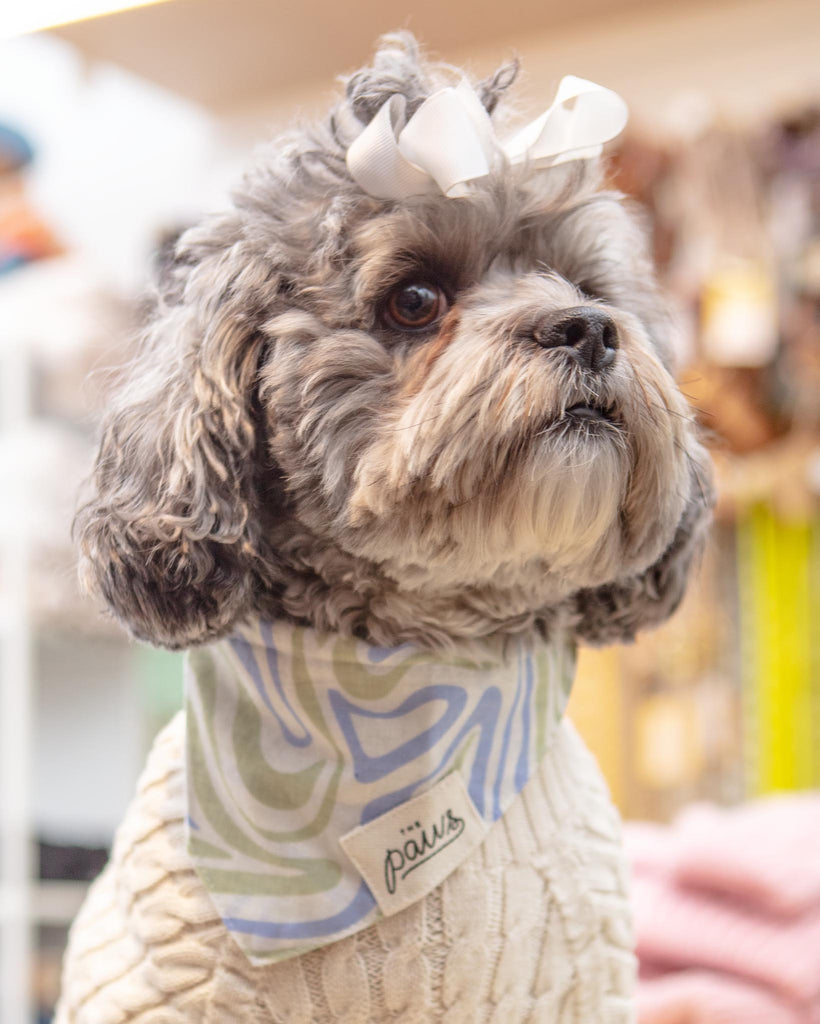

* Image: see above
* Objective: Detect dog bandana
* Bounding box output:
[185,619,575,964]
[346,75,628,200]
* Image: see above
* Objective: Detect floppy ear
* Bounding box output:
[567,456,715,645]
[75,214,280,649]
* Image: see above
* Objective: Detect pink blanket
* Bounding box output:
[674,797,820,917]
[625,794,820,1023]
[638,970,820,1024]
[625,795,820,916]
[632,875,820,1003]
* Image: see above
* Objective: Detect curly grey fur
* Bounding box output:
[75,32,713,652]
[568,463,714,645]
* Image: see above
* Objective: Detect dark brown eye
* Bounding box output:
[577,281,606,303]
[384,282,447,330]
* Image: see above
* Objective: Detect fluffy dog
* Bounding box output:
[59,34,712,1024]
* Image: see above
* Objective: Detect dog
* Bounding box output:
[58,33,712,1024]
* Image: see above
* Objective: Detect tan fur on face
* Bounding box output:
[347,272,692,597]
[400,308,462,400]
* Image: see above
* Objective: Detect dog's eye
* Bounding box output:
[384,281,447,331]
[577,281,607,303]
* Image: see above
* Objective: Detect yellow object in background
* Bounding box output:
[569,647,625,810]
[739,503,818,793]
[571,505,820,819]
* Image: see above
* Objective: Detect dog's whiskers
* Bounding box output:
[388,412,447,432]
[672,437,710,507]
[644,400,694,424]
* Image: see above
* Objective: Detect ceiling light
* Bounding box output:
[1,0,176,40]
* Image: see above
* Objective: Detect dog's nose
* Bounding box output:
[533,306,619,371]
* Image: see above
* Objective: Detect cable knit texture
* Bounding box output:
[56,712,636,1023]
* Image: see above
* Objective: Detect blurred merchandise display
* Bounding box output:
[0,124,183,1024]
[570,102,820,818]
[570,527,745,820]
[1,255,136,633]
[0,122,62,274]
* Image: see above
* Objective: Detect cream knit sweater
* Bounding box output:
[56,712,636,1023]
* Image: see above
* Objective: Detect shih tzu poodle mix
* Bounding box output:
[58,33,711,1024]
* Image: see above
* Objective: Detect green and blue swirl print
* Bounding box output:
[185,620,575,964]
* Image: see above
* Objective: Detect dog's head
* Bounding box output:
[76,33,712,650]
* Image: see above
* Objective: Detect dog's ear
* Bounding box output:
[566,460,715,645]
[75,214,279,650]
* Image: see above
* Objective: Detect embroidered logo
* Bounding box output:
[340,771,487,916]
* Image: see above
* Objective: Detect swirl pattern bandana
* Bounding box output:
[185,620,575,964]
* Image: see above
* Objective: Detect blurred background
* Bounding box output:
[1,1,818,1022]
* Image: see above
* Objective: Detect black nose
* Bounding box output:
[533,306,619,371]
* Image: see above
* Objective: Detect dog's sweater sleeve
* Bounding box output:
[55,711,636,1024]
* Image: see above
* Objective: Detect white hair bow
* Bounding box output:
[346,75,628,201]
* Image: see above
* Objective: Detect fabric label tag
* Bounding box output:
[340,771,488,918]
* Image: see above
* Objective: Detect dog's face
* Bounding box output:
[264,187,691,596]
[77,34,712,650]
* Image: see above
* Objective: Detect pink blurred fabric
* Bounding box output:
[632,875,820,1003]
[626,794,820,1023]
[673,796,820,917]
[622,820,678,877]
[638,970,820,1024]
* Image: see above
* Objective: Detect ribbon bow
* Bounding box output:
[346,75,628,201]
